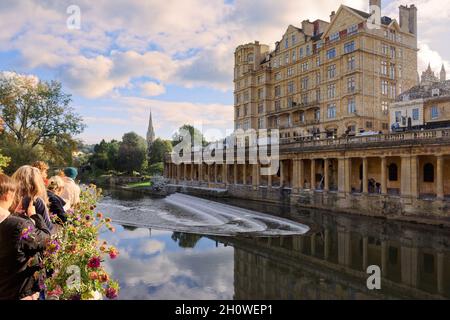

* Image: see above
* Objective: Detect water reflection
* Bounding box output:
[100,188,450,300]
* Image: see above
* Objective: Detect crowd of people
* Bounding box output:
[0,162,81,300]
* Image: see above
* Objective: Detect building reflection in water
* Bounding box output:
[213,202,450,300]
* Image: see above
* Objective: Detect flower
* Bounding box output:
[105,287,118,299]
[47,239,60,254]
[109,227,116,233]
[96,213,103,219]
[87,256,101,269]
[105,218,112,223]
[20,226,33,240]
[89,271,98,280]
[98,273,109,283]
[109,248,118,260]
[47,286,63,298]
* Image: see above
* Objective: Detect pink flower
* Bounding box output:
[47,286,63,298]
[109,248,119,260]
[105,287,118,299]
[87,256,101,269]
[20,226,33,240]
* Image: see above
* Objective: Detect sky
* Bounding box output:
[0,0,449,144]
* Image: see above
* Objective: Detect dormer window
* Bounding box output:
[330,32,340,42]
[347,24,358,35]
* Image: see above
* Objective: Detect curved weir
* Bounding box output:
[103,193,310,237]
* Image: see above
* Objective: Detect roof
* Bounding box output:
[397,81,450,101]
[346,6,392,25]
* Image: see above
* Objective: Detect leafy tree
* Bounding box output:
[0,150,10,173]
[148,138,172,165]
[171,232,202,248]
[117,132,147,173]
[148,162,164,175]
[171,124,208,147]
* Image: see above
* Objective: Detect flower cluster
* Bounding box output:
[41,184,120,300]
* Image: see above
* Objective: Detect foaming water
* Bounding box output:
[98,192,309,237]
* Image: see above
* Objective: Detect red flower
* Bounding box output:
[98,273,109,283]
[89,271,98,280]
[109,248,118,260]
[87,256,101,269]
[105,287,118,299]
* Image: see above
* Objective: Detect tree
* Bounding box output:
[117,132,147,173]
[171,124,208,147]
[0,73,85,169]
[0,150,10,173]
[148,138,172,165]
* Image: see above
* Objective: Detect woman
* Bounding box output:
[47,176,67,224]
[12,166,54,233]
[0,173,51,300]
[31,161,49,187]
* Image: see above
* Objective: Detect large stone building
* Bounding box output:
[234,0,418,139]
[164,1,450,223]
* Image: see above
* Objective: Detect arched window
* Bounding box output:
[423,163,434,182]
[388,163,398,181]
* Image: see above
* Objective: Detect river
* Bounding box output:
[98,188,450,300]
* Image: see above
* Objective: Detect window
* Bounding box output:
[285,53,289,64]
[301,77,309,90]
[398,65,402,78]
[330,32,340,42]
[327,104,336,119]
[258,103,264,113]
[257,88,263,100]
[275,100,281,111]
[412,108,419,121]
[390,64,396,79]
[300,47,304,58]
[257,75,264,84]
[348,97,356,113]
[244,104,248,116]
[301,62,309,72]
[382,80,389,95]
[316,72,321,85]
[306,45,311,56]
[275,72,282,81]
[366,121,373,129]
[301,94,308,104]
[327,65,336,79]
[287,96,294,108]
[344,41,355,54]
[236,107,240,117]
[244,91,249,102]
[423,163,434,182]
[258,118,265,129]
[381,61,388,75]
[314,109,321,121]
[285,38,289,49]
[327,84,336,99]
[291,34,296,45]
[299,112,305,123]
[347,77,356,93]
[395,111,402,123]
[382,101,388,114]
[288,81,295,94]
[275,85,281,97]
[247,53,254,62]
[347,24,358,35]
[388,164,398,181]
[287,67,294,77]
[292,51,297,62]
[316,89,321,102]
[390,46,396,59]
[327,48,336,59]
[316,56,321,66]
[243,119,250,130]
[382,44,389,55]
[431,106,439,119]
[348,56,355,71]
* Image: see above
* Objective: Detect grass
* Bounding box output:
[126,181,152,188]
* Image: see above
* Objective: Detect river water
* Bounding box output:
[98,188,450,300]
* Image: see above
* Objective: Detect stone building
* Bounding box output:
[234,0,418,139]
[163,1,450,222]
[146,108,156,159]
[390,66,450,131]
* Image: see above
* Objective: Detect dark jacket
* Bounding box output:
[0,213,50,300]
[33,197,54,232]
[47,191,67,224]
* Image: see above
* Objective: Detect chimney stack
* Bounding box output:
[330,11,336,22]
[370,0,381,9]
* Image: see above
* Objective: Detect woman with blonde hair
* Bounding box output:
[47,176,67,224]
[31,161,49,186]
[11,166,54,232]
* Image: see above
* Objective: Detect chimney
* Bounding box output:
[441,64,447,82]
[330,11,336,22]
[302,20,314,36]
[399,5,417,35]
[409,4,417,36]
[370,0,381,9]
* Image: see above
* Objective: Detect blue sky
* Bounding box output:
[0,0,448,144]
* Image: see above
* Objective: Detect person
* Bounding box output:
[60,167,81,209]
[12,166,54,233]
[0,173,51,300]
[32,161,49,187]
[47,176,67,225]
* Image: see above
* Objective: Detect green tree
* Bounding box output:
[148,138,172,165]
[0,74,85,170]
[0,150,10,173]
[117,132,147,173]
[171,124,208,147]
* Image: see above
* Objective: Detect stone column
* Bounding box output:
[310,234,316,256]
[362,157,368,194]
[243,163,247,185]
[207,164,211,185]
[299,159,304,190]
[401,246,418,287]
[344,158,351,193]
[381,240,388,277]
[176,165,180,184]
[252,164,258,188]
[292,159,299,193]
[324,229,330,261]
[437,252,445,295]
[310,159,316,191]
[233,163,237,185]
[324,158,330,192]
[199,163,203,183]
[280,160,284,187]
[381,157,387,195]
[362,236,368,270]
[214,164,218,183]
[183,164,187,181]
[410,155,419,198]
[223,164,228,186]
[337,230,351,267]
[338,158,346,193]
[436,155,444,199]
[268,172,272,189]
[401,156,412,197]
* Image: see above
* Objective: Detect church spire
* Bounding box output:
[441,64,446,81]
[146,108,155,147]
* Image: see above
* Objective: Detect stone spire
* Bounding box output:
[421,63,439,86]
[440,64,446,82]
[146,108,155,149]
